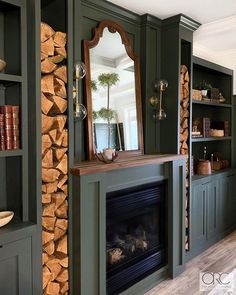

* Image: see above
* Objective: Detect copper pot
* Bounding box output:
[197,160,212,175]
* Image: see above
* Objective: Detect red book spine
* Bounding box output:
[12,106,20,149]
[0,113,5,150]
[1,105,13,150]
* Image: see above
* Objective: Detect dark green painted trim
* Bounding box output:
[140,13,162,28]
[193,56,233,75]
[163,14,201,31]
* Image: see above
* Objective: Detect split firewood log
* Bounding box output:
[42,113,55,134]
[42,149,53,168]
[56,236,67,255]
[42,134,52,154]
[42,230,54,245]
[42,217,56,231]
[49,55,65,64]
[43,266,52,289]
[46,259,62,281]
[52,192,67,210]
[56,154,68,174]
[55,47,67,58]
[60,282,69,293]
[55,200,68,218]
[54,227,66,241]
[182,141,188,150]
[56,115,67,132]
[42,181,58,194]
[49,129,57,143]
[60,184,68,195]
[42,168,60,183]
[55,148,68,162]
[41,23,55,43]
[42,93,54,115]
[57,175,68,189]
[53,32,67,47]
[42,253,49,265]
[41,38,55,57]
[181,118,188,129]
[45,281,60,295]
[55,252,68,268]
[43,240,55,256]
[54,77,67,98]
[62,130,68,147]
[55,219,68,231]
[42,203,56,217]
[56,269,68,283]
[42,74,55,95]
[42,193,52,204]
[52,95,67,114]
[54,66,67,83]
[41,58,57,74]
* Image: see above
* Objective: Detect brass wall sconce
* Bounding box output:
[149,79,168,120]
[74,61,87,121]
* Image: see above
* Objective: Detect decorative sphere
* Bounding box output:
[153,109,166,120]
[74,61,86,80]
[74,103,87,121]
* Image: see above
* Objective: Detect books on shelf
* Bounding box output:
[0,105,20,151]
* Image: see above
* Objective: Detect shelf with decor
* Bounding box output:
[192,136,232,142]
[192,99,232,108]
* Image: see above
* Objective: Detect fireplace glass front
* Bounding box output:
[106,181,167,294]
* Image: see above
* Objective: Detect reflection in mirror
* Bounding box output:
[90,28,138,152]
[83,20,143,160]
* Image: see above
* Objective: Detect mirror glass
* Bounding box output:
[89,28,138,152]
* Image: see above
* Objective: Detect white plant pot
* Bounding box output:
[201,90,208,97]
[103,148,115,160]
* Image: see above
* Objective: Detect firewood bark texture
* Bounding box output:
[180,65,190,251]
[41,22,69,294]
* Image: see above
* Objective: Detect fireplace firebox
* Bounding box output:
[106,181,167,294]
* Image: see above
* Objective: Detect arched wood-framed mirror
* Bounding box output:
[83,20,144,160]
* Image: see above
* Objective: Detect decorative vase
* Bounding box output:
[103,148,115,160]
[201,90,208,97]
[0,59,6,72]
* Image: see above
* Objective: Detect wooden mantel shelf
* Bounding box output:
[70,154,187,176]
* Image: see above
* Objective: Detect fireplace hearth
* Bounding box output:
[106,181,167,294]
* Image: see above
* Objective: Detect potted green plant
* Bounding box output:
[198,80,212,97]
[97,72,119,159]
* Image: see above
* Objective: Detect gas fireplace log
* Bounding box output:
[53,32,67,48]
[42,216,56,231]
[41,37,55,57]
[41,23,55,43]
[42,93,54,115]
[41,58,57,74]
[54,66,67,83]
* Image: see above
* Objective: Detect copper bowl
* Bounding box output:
[197,160,212,175]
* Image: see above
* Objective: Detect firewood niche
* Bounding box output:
[180,65,190,251]
[41,22,69,295]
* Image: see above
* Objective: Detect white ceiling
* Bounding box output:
[108,0,236,93]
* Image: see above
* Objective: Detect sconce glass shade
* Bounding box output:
[74,61,86,80]
[74,103,87,121]
[153,109,166,120]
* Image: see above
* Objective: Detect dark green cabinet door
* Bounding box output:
[0,237,32,295]
[226,174,236,229]
[206,180,218,240]
[192,183,207,247]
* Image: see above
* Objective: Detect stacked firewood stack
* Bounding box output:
[41,22,69,294]
[180,65,190,251]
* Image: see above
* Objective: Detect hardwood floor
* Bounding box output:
[146,231,236,295]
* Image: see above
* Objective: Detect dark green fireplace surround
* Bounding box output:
[71,156,187,294]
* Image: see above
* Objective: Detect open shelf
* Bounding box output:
[192,136,232,142]
[192,99,232,108]
[0,149,23,157]
[192,168,235,183]
[0,73,22,83]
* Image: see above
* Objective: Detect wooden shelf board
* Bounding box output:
[192,136,232,143]
[192,100,232,108]
[0,73,22,83]
[0,149,23,157]
[71,154,187,176]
